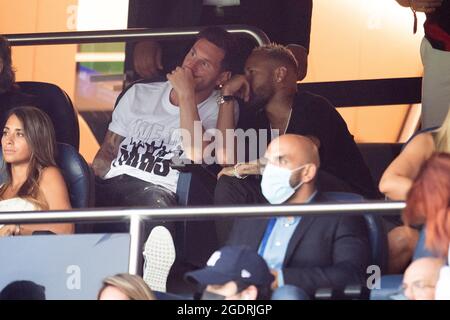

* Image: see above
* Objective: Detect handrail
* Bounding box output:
[0,201,404,224]
[4,25,270,46]
[0,202,404,275]
[4,26,422,107]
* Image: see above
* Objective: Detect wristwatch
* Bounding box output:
[217,94,235,105]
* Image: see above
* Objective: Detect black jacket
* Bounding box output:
[227,192,371,297]
[238,90,379,199]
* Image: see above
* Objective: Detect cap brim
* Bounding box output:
[184,268,235,286]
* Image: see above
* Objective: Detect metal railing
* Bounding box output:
[0,202,404,275]
[4,26,421,107]
[5,25,270,46]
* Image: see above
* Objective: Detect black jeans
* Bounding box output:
[95,174,177,209]
[94,174,177,232]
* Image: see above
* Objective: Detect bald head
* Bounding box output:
[266,134,320,169]
[403,257,444,300]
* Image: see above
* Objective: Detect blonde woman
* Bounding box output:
[0,106,73,236]
[97,273,155,300]
[379,108,450,273]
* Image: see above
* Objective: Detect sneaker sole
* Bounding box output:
[143,226,176,292]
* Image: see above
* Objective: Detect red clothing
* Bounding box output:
[424,0,450,51]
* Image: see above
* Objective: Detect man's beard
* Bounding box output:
[248,92,271,114]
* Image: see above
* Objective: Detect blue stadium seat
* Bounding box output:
[55,143,94,209]
[323,192,389,271]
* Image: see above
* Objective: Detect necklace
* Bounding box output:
[270,106,293,137]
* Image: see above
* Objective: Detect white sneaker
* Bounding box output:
[143,226,176,292]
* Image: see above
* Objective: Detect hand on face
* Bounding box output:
[220,75,251,102]
[167,66,196,97]
[410,0,443,13]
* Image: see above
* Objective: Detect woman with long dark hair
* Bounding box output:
[0,106,73,236]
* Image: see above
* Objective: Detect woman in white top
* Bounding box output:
[379,108,450,273]
[403,153,450,299]
[0,106,73,236]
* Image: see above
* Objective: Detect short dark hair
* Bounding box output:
[196,26,240,74]
[0,35,15,93]
[0,280,46,300]
[253,43,298,71]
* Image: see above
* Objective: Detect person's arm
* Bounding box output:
[217,158,264,179]
[395,0,443,12]
[214,98,238,166]
[92,130,125,178]
[167,66,207,163]
[379,133,434,200]
[396,0,412,6]
[133,40,163,80]
[18,166,74,235]
[282,216,371,297]
[214,75,251,166]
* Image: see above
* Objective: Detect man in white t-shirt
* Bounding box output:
[92,26,239,209]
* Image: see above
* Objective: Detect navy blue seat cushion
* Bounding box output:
[56,143,93,209]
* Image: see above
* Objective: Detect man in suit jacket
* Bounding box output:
[127,0,312,81]
[227,134,371,298]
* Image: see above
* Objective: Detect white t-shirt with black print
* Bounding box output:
[104,81,237,193]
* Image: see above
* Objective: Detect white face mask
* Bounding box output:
[261,163,306,204]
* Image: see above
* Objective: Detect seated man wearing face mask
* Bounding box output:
[227,134,371,299]
[185,245,274,300]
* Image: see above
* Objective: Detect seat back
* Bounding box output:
[174,165,220,268]
[357,143,403,193]
[16,81,79,150]
[323,192,389,272]
[56,143,94,209]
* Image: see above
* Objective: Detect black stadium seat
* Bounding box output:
[357,143,403,190]
[55,143,94,209]
[16,81,80,150]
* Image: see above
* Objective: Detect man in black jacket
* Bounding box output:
[227,134,370,298]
